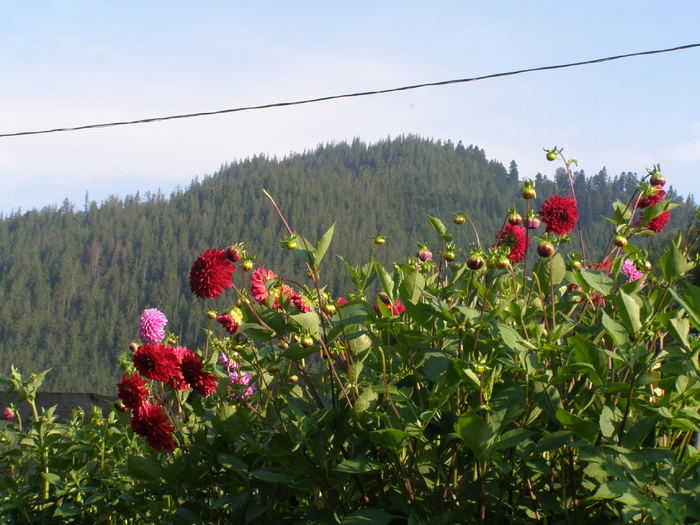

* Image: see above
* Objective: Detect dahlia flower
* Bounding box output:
[637,188,666,209]
[189,249,235,299]
[622,259,644,285]
[646,210,671,233]
[539,195,579,236]
[494,224,529,263]
[138,308,168,344]
[130,403,177,453]
[117,374,150,415]
[250,266,278,304]
[167,346,189,391]
[216,307,243,334]
[180,350,218,396]
[133,344,181,383]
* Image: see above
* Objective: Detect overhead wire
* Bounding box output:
[1,43,699,139]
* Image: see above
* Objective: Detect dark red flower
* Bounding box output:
[279,285,312,313]
[180,350,218,396]
[539,195,579,235]
[133,344,181,383]
[117,374,150,415]
[216,314,239,334]
[637,188,666,209]
[646,210,671,233]
[494,224,530,263]
[130,403,177,453]
[167,346,189,391]
[189,249,235,299]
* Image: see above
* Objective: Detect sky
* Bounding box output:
[1,2,699,216]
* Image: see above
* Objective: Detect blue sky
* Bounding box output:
[1,2,699,215]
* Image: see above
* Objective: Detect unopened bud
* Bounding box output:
[2,407,14,420]
[129,343,139,353]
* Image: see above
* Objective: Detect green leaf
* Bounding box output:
[399,269,426,305]
[534,430,573,454]
[569,334,606,386]
[578,268,613,296]
[336,457,383,473]
[314,222,336,267]
[54,502,81,517]
[289,311,320,335]
[426,215,448,235]
[374,262,395,301]
[291,234,315,266]
[601,312,628,347]
[556,409,598,443]
[281,343,317,360]
[615,290,642,334]
[369,429,408,453]
[489,386,526,436]
[127,455,162,481]
[455,411,495,463]
[341,508,396,525]
[495,429,536,450]
[250,469,293,484]
[537,252,567,292]
[660,243,692,281]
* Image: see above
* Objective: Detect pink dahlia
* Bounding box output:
[189,249,235,299]
[133,344,181,383]
[117,374,150,415]
[130,403,177,453]
[494,224,530,263]
[539,195,579,236]
[180,350,218,396]
[646,210,671,233]
[637,188,666,209]
[250,266,278,304]
[622,259,645,285]
[138,308,168,344]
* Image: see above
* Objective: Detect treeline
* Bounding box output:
[0,136,695,393]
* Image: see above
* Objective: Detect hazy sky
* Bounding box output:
[1,2,699,215]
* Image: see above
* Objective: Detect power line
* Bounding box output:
[2,43,699,139]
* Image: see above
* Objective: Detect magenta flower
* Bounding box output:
[622,259,645,285]
[139,308,168,344]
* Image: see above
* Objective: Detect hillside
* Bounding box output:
[0,135,695,393]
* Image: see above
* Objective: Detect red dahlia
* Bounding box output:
[538,195,579,236]
[189,249,235,299]
[133,344,181,383]
[637,188,666,209]
[117,374,150,415]
[130,403,177,453]
[494,224,530,263]
[180,350,218,396]
[645,210,671,233]
[167,346,189,391]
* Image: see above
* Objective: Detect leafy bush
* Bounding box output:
[1,154,699,524]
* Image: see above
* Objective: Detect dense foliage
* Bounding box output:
[1,151,699,524]
[0,136,696,394]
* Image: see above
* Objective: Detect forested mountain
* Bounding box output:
[0,136,696,393]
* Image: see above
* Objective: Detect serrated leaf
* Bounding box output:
[660,243,692,282]
[601,312,628,347]
[399,269,425,305]
[289,311,320,335]
[455,411,494,463]
[578,268,613,296]
[615,290,641,334]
